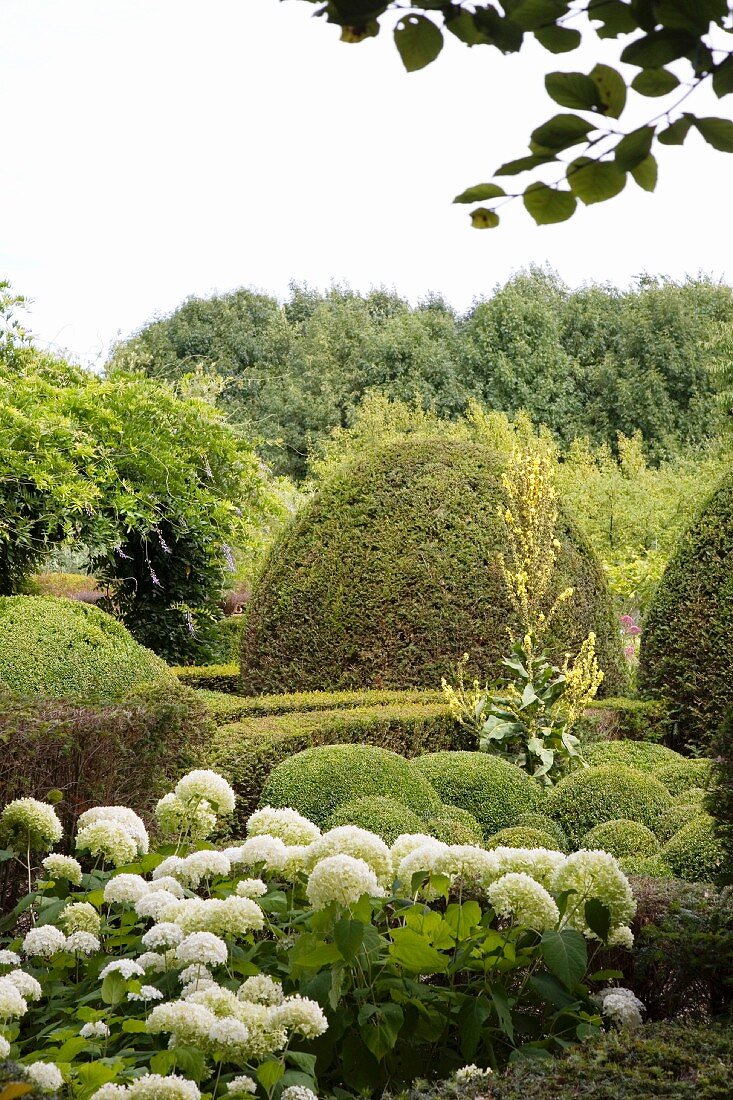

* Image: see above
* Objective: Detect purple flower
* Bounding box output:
[628,625,642,636]
[619,615,634,629]
[624,643,636,660]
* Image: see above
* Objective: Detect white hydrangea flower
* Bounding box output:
[593,986,645,1029]
[146,875,185,898]
[247,806,321,846]
[77,806,148,856]
[278,845,312,882]
[391,833,442,866]
[60,901,101,936]
[281,1088,318,1100]
[176,932,228,966]
[136,952,168,973]
[5,969,42,1001]
[454,1065,493,1083]
[180,977,220,998]
[127,1074,201,1100]
[151,855,186,881]
[0,975,28,1018]
[178,964,212,986]
[186,984,240,1014]
[89,1085,128,1100]
[550,850,636,936]
[235,878,268,898]
[104,873,150,905]
[0,1034,10,1058]
[487,872,560,931]
[0,798,63,851]
[226,1076,257,1096]
[237,974,283,1006]
[66,932,101,955]
[230,834,289,869]
[99,959,145,979]
[306,854,384,910]
[146,999,217,1045]
[80,1020,110,1038]
[208,1016,251,1048]
[135,890,181,922]
[307,826,393,884]
[269,994,328,1039]
[155,793,218,841]
[163,896,265,937]
[76,820,137,868]
[175,770,236,816]
[493,846,566,889]
[22,925,66,958]
[142,923,184,949]
[438,845,502,888]
[607,924,635,949]
[42,854,83,886]
[128,985,164,1002]
[396,841,451,897]
[25,1061,63,1092]
[176,850,231,888]
[0,949,21,968]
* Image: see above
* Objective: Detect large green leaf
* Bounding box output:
[584,899,611,942]
[713,56,733,97]
[510,0,571,32]
[545,71,602,112]
[621,29,698,68]
[394,15,444,72]
[615,125,655,170]
[590,64,627,118]
[534,24,581,53]
[530,113,594,153]
[631,68,680,96]
[567,157,626,204]
[257,1062,285,1091]
[495,153,556,175]
[389,926,449,972]
[587,0,637,39]
[658,115,694,145]
[334,918,364,962]
[540,928,588,989]
[453,183,506,204]
[694,117,733,152]
[470,208,500,229]
[358,1002,404,1059]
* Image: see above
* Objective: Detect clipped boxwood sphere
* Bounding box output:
[516,813,569,851]
[259,744,441,827]
[240,439,624,693]
[546,764,673,847]
[325,796,425,844]
[662,816,723,881]
[639,470,733,749]
[580,818,660,860]
[486,826,560,850]
[583,740,682,772]
[620,854,673,878]
[657,804,706,844]
[427,805,485,846]
[0,595,174,702]
[410,750,542,836]
[655,758,713,797]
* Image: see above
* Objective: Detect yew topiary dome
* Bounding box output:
[240,438,624,693]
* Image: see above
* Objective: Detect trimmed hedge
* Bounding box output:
[580,818,660,860]
[209,702,463,826]
[516,812,569,851]
[486,826,559,850]
[409,751,543,837]
[639,467,733,750]
[325,797,425,843]
[0,595,174,702]
[583,739,681,771]
[662,816,723,882]
[707,708,733,882]
[172,664,240,692]
[240,438,625,694]
[210,616,245,663]
[577,696,668,743]
[197,686,445,726]
[546,764,673,846]
[259,744,442,826]
[426,805,484,846]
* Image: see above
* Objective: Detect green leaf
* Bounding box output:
[567,157,626,205]
[121,1019,148,1033]
[358,1002,404,1059]
[713,56,733,98]
[444,900,482,939]
[389,926,449,972]
[286,1052,317,1076]
[445,11,486,46]
[590,64,627,118]
[257,1061,285,1091]
[630,153,658,191]
[510,0,571,32]
[334,918,364,962]
[470,208,500,229]
[694,117,733,153]
[540,928,588,990]
[657,115,693,145]
[289,934,343,970]
[490,985,514,1042]
[584,899,611,942]
[534,24,581,54]
[614,125,655,170]
[530,113,594,153]
[545,71,602,112]
[453,183,506,204]
[0,850,14,863]
[631,68,680,97]
[495,155,556,177]
[149,1052,177,1075]
[100,972,126,1006]
[394,15,444,72]
[621,29,698,68]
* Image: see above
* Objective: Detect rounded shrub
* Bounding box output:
[662,816,723,881]
[240,438,624,693]
[655,758,713,796]
[486,826,560,850]
[410,750,543,836]
[545,764,673,847]
[638,469,733,749]
[0,595,174,702]
[325,796,425,844]
[583,739,682,772]
[427,804,485,846]
[579,818,660,860]
[656,803,706,844]
[516,813,569,851]
[259,744,441,827]
[678,787,708,807]
[620,854,673,878]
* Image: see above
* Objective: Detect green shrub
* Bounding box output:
[638,467,733,751]
[575,696,668,743]
[259,744,442,827]
[210,616,245,662]
[172,664,240,692]
[486,826,560,849]
[240,438,624,694]
[580,818,660,860]
[546,765,673,847]
[409,751,543,836]
[707,709,733,882]
[426,805,484,846]
[0,595,174,702]
[516,812,569,850]
[325,796,425,843]
[583,739,682,771]
[656,758,713,796]
[657,803,706,843]
[678,786,708,807]
[198,686,445,725]
[662,816,724,882]
[619,854,672,877]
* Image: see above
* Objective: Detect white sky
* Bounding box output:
[2,0,731,366]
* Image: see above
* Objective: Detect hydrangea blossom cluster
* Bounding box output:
[0,798,63,851]
[77,807,149,856]
[42,853,83,885]
[0,975,28,1018]
[159,896,265,937]
[25,1061,64,1092]
[247,806,321,846]
[306,854,384,910]
[307,826,393,884]
[593,985,645,1028]
[90,1074,200,1100]
[549,849,636,936]
[80,1020,110,1038]
[487,872,560,931]
[76,819,138,868]
[59,901,101,936]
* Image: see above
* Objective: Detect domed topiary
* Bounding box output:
[325,796,425,844]
[662,816,723,881]
[486,826,560,850]
[620,854,673,878]
[259,744,442,827]
[579,819,660,860]
[583,740,682,772]
[656,804,706,844]
[0,595,174,702]
[545,764,673,847]
[240,439,624,693]
[409,751,543,837]
[639,470,733,749]
[655,758,713,797]
[516,813,569,851]
[677,787,708,807]
[426,805,485,846]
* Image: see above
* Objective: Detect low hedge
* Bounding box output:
[579,818,660,860]
[198,687,446,725]
[209,702,463,826]
[172,664,240,692]
[576,696,668,743]
[656,803,705,844]
[546,764,673,847]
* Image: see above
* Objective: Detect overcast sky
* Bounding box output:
[2,0,731,367]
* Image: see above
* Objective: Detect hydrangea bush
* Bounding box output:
[0,772,637,1097]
